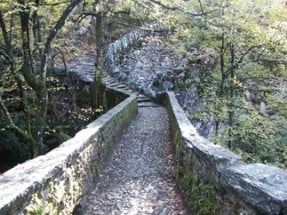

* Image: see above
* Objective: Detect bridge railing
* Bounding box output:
[164,91,287,215]
[0,91,137,214]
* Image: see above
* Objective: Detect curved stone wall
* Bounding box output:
[104,22,164,78]
[0,93,137,214]
[165,91,287,214]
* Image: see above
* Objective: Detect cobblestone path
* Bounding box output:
[73,103,187,215]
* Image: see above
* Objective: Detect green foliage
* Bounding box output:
[231,112,287,169]
[0,113,32,162]
[95,162,103,177]
[25,194,46,215]
[181,169,218,215]
[158,0,287,169]
[232,112,275,159]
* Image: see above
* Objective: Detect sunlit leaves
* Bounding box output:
[152,0,287,168]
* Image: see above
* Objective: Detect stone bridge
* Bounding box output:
[0,25,287,215]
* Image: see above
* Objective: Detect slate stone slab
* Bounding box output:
[221,163,287,214]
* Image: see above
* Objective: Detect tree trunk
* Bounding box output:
[17,0,82,156]
[32,0,42,62]
[18,2,42,156]
[228,43,235,148]
[215,32,225,142]
[91,11,107,110]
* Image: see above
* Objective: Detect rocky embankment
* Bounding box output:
[110,35,215,138]
[115,36,183,97]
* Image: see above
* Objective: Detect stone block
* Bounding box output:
[221,163,287,214]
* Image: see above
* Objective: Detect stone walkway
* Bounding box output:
[73,102,187,214]
[65,34,188,214]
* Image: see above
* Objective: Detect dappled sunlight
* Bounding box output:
[181,122,198,139]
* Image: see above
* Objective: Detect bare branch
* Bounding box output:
[224,45,263,77]
[41,0,82,75]
[237,45,263,64]
[147,0,181,11]
[197,0,204,15]
[0,44,12,63]
[107,21,164,32]
[0,10,11,50]
[74,11,97,23]
[0,94,34,143]
[41,1,71,6]
[145,0,216,17]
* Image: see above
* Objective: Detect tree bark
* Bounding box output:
[228,43,235,148]
[32,0,42,61]
[215,31,225,142]
[91,11,107,110]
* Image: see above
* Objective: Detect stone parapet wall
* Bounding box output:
[165,91,287,215]
[0,93,137,214]
[104,22,164,78]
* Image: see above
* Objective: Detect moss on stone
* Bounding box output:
[95,162,103,177]
[180,168,219,215]
[25,194,46,215]
[166,92,219,215]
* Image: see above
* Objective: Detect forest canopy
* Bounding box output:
[148,0,287,168]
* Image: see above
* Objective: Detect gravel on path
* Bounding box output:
[73,104,187,215]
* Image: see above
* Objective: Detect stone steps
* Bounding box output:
[102,74,134,95]
[138,102,161,108]
[66,53,160,107]
[137,94,162,108]
[102,71,161,108]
